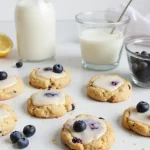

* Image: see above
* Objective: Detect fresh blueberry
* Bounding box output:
[23,125,36,137]
[71,104,75,110]
[138,62,148,71]
[148,53,150,57]
[135,52,140,55]
[141,51,148,57]
[10,131,22,143]
[72,137,82,143]
[73,120,87,132]
[43,67,52,71]
[0,71,7,80]
[136,101,149,113]
[44,93,57,97]
[16,138,29,149]
[53,64,63,73]
[132,63,138,73]
[16,62,23,68]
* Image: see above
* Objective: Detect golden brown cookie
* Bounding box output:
[87,74,132,103]
[29,67,71,89]
[61,114,115,150]
[122,103,150,136]
[0,76,24,100]
[0,104,17,136]
[27,90,75,118]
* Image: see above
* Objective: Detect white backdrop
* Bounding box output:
[0,0,149,21]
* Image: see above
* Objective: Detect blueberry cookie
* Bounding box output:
[27,90,75,118]
[0,104,17,136]
[122,101,150,136]
[61,114,115,150]
[0,72,24,100]
[87,74,132,103]
[29,64,71,89]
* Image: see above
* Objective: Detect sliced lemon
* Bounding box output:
[0,33,13,57]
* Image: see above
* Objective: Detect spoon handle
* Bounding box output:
[111,0,133,34]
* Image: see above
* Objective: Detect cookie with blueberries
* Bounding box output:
[61,114,115,150]
[0,104,17,136]
[122,101,150,136]
[29,64,71,89]
[0,71,24,100]
[27,90,75,118]
[87,74,132,103]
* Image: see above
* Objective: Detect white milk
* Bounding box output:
[15,0,56,61]
[80,29,124,65]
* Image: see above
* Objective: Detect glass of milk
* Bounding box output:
[76,11,130,70]
[15,0,56,62]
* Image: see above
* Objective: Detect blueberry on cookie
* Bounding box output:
[61,114,115,150]
[29,64,71,89]
[87,74,132,103]
[122,102,150,136]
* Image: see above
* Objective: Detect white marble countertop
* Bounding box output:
[0,21,150,150]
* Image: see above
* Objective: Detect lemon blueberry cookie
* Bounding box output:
[0,71,24,100]
[122,101,150,136]
[29,64,71,89]
[61,114,115,150]
[27,90,75,118]
[87,74,132,103]
[0,104,17,136]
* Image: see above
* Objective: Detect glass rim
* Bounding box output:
[75,11,130,25]
[125,37,150,60]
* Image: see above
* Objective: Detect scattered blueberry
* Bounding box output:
[138,62,148,71]
[72,137,82,143]
[0,71,7,80]
[148,53,150,57]
[10,131,22,143]
[44,93,58,97]
[43,67,52,71]
[136,101,149,113]
[16,62,23,68]
[16,138,29,149]
[73,120,87,132]
[141,51,148,57]
[111,81,118,86]
[53,64,63,73]
[132,63,138,73]
[71,104,75,111]
[23,125,36,137]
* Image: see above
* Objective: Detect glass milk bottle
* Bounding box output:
[15,0,56,61]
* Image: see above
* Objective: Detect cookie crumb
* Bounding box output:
[41,120,45,123]
[133,143,136,146]
[130,134,134,136]
[51,138,58,145]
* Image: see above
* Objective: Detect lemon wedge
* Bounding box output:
[0,33,13,57]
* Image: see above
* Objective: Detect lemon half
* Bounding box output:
[0,33,13,57]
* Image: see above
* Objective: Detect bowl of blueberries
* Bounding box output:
[125,38,150,88]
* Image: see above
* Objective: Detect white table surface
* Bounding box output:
[0,21,150,150]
